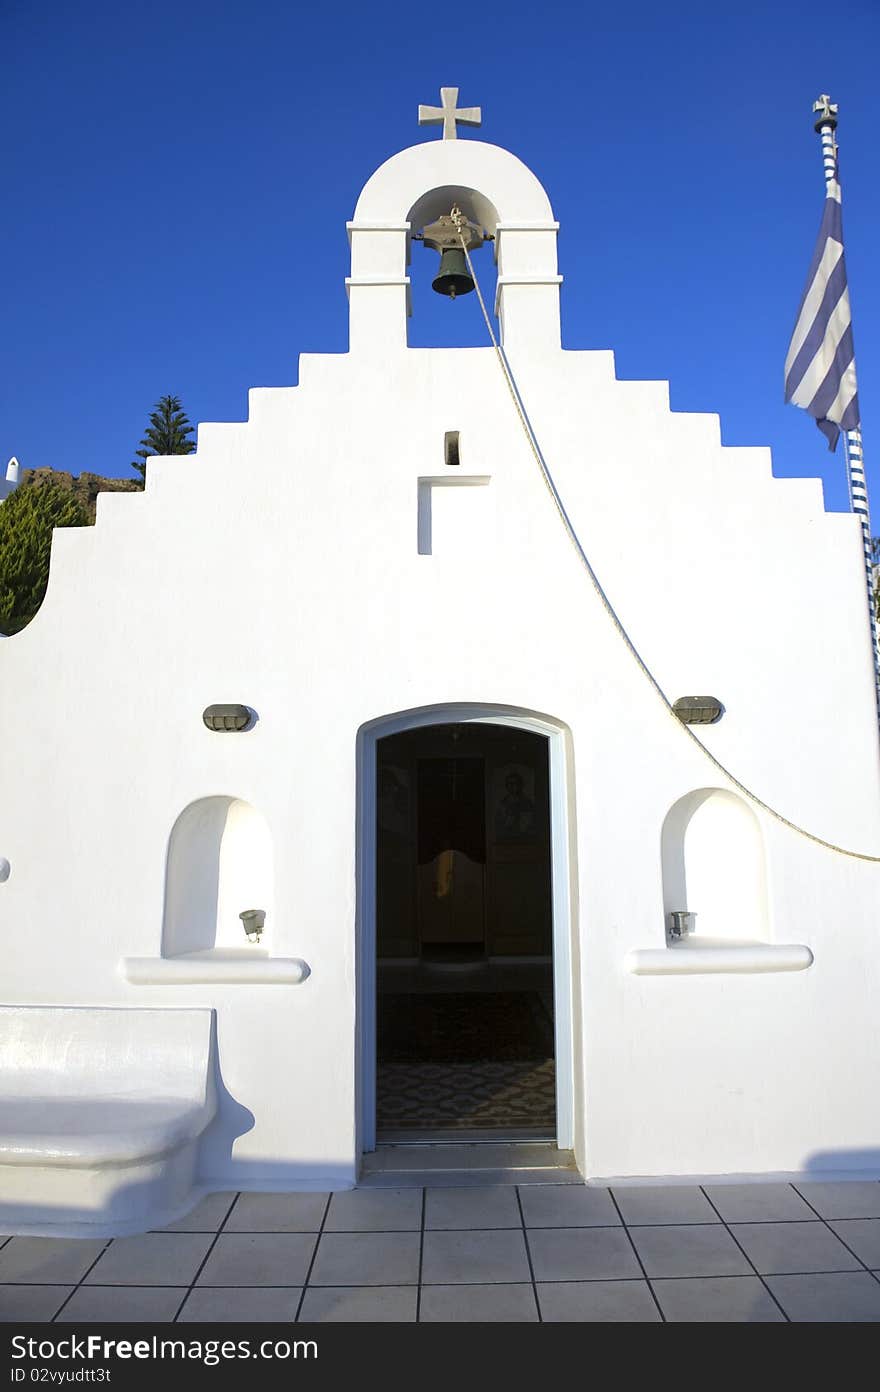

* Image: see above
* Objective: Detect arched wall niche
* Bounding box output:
[162,796,274,957]
[661,788,769,942]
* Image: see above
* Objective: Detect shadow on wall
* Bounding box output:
[661,788,769,941]
[196,1015,357,1190]
[162,797,274,957]
[804,1149,880,1176]
[195,1040,255,1181]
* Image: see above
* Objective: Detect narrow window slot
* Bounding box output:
[444,431,461,467]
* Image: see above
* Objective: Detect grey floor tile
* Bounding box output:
[730,1221,861,1275]
[828,1219,880,1268]
[56,1287,186,1322]
[794,1182,880,1220]
[629,1225,752,1278]
[520,1185,619,1228]
[299,1286,417,1322]
[420,1284,537,1322]
[766,1271,880,1322]
[527,1227,640,1282]
[225,1193,329,1233]
[0,1239,108,1285]
[703,1184,815,1224]
[324,1189,422,1232]
[158,1192,237,1233]
[85,1233,213,1286]
[421,1229,531,1285]
[425,1186,521,1230]
[537,1280,660,1323]
[178,1287,302,1322]
[197,1234,317,1287]
[0,1286,73,1322]
[653,1276,786,1323]
[612,1186,719,1225]
[309,1232,420,1286]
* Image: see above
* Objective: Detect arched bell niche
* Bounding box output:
[661,789,769,942]
[162,796,274,957]
[406,184,501,349]
[407,184,501,238]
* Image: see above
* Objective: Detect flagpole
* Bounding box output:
[812,94,880,711]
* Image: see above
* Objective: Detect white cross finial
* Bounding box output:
[418,87,482,140]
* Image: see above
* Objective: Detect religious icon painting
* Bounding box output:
[492,762,537,841]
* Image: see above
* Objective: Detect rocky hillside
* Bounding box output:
[19,467,141,522]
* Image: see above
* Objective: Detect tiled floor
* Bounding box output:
[2,1181,880,1323]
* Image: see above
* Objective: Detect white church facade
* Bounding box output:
[2,94,880,1236]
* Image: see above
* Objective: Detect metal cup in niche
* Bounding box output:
[668,909,695,940]
[240,909,266,944]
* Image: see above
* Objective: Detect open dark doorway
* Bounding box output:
[375,722,555,1141]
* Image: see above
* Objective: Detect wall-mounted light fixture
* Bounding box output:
[202,705,254,732]
[239,909,266,944]
[672,697,724,725]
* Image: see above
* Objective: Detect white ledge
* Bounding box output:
[495,221,560,232]
[122,951,310,985]
[495,274,564,286]
[345,275,411,287]
[346,221,412,238]
[625,939,813,976]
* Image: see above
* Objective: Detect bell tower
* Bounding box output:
[345,88,563,354]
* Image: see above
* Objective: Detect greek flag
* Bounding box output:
[784,170,859,450]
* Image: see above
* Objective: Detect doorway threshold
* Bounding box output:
[377,1126,555,1144]
[359,1142,580,1188]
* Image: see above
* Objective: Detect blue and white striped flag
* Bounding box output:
[784,168,859,450]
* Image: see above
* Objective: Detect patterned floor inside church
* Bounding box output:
[377,1060,556,1136]
[376,965,556,1139]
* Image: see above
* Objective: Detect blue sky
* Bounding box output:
[2,0,878,513]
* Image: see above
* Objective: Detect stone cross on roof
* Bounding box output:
[418,87,482,140]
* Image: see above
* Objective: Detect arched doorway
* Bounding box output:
[357,705,575,1154]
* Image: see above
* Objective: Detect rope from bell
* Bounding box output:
[451,207,880,863]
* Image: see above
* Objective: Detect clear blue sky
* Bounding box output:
[2,0,878,513]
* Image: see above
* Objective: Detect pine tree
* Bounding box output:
[131,394,195,480]
[0,481,90,634]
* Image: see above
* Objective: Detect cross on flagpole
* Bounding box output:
[417,87,482,140]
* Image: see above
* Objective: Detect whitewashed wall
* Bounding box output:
[1,138,878,1195]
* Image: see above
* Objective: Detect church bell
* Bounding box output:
[420,206,486,301]
[431,247,474,299]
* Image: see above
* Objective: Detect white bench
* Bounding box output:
[0,1006,216,1236]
